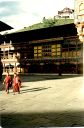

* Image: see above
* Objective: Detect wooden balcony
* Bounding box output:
[1,58,18,62]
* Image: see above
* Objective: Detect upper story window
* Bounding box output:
[42,45,51,57]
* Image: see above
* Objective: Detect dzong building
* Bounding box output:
[0,21,83,75]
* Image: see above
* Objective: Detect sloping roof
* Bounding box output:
[4,23,77,43]
[9,19,74,34]
[0,21,13,32]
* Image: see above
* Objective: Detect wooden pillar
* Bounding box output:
[14,63,17,73]
[8,47,9,59]
[3,63,5,72]
[3,48,5,59]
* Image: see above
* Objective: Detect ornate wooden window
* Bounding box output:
[34,46,42,58]
[62,38,82,58]
[42,45,51,57]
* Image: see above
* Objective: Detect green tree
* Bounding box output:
[42,17,56,27]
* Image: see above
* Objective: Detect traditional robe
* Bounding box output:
[4,75,11,92]
[13,76,21,92]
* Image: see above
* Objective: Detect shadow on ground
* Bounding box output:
[0,74,82,91]
[6,86,51,94]
[1,74,82,83]
[21,87,51,94]
[1,111,84,128]
[17,74,82,82]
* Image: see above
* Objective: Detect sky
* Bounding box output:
[0,0,74,30]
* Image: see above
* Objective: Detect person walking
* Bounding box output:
[3,72,12,94]
[13,73,21,94]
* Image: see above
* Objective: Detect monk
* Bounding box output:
[3,72,12,94]
[13,73,21,94]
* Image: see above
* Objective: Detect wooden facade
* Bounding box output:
[0,21,13,79]
[0,23,83,74]
[74,0,84,42]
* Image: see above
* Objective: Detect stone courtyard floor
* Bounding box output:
[0,74,84,128]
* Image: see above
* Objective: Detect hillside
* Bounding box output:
[16,18,74,33]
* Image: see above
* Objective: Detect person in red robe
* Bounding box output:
[13,73,21,94]
[3,72,12,94]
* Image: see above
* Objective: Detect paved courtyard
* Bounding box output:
[0,74,84,128]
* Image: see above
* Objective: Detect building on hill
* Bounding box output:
[55,7,74,19]
[0,23,83,75]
